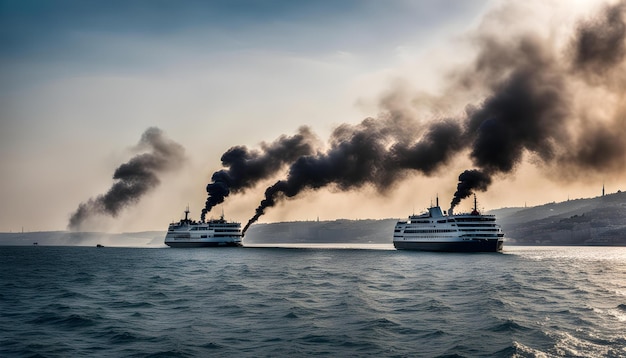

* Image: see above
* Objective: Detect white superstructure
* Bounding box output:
[393,196,504,252]
[164,208,242,248]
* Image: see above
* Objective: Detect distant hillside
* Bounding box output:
[3,192,625,247]
[490,191,626,245]
[244,219,397,244]
[246,192,626,245]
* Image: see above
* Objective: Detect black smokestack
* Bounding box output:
[68,127,185,230]
[201,126,318,221]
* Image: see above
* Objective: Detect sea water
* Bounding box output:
[1,245,625,357]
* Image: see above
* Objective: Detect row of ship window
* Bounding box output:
[410,218,495,224]
[399,229,457,233]
[171,233,239,238]
[189,227,239,232]
[456,223,496,227]
[404,223,495,228]
[457,228,500,232]
[396,228,499,233]
[394,236,456,239]
[394,234,500,239]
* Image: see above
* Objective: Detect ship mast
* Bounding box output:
[471,194,479,215]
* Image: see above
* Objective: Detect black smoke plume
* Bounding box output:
[449,36,570,211]
[449,169,491,214]
[572,1,626,77]
[449,2,626,211]
[68,127,185,230]
[242,116,466,234]
[243,1,626,230]
[201,126,318,221]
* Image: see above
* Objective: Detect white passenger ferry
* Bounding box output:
[393,196,504,252]
[164,207,242,248]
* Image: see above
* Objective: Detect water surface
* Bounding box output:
[1,245,625,357]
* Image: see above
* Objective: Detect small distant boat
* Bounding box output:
[33,242,38,246]
[164,207,242,248]
[96,244,104,248]
[393,195,504,252]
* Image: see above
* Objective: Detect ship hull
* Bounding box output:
[394,239,503,252]
[165,240,242,248]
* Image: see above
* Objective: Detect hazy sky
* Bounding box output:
[1,0,622,232]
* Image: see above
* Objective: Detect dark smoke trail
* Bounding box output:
[201,126,318,221]
[448,169,491,214]
[244,2,626,229]
[243,180,286,235]
[68,127,185,230]
[243,121,392,234]
[562,0,626,173]
[449,36,571,210]
[449,0,626,209]
[572,1,626,77]
[242,116,466,234]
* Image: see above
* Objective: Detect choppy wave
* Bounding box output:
[1,245,625,357]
